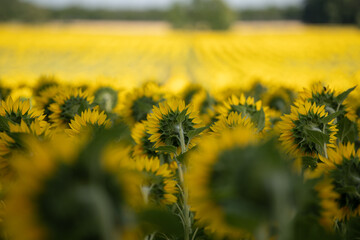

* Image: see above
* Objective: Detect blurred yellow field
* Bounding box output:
[1,22,360,91]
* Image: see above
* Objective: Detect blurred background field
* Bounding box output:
[1,0,360,92]
[1,22,360,92]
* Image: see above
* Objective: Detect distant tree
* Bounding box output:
[168,0,235,30]
[0,0,49,22]
[302,0,360,25]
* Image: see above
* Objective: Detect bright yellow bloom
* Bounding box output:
[146,98,203,155]
[65,109,111,137]
[210,111,254,136]
[187,127,256,239]
[216,94,270,132]
[278,101,337,158]
[49,88,94,128]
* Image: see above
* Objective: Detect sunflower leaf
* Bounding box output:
[154,146,178,154]
[252,109,265,131]
[320,111,342,124]
[187,126,209,140]
[304,127,329,150]
[336,86,356,105]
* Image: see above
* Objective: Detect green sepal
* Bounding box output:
[0,116,10,132]
[336,86,356,105]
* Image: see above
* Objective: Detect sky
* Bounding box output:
[25,0,302,10]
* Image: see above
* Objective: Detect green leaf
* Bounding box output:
[154,145,178,154]
[0,116,9,132]
[304,127,329,151]
[187,126,208,139]
[337,117,357,144]
[138,207,183,237]
[252,109,265,131]
[320,111,343,124]
[336,86,356,105]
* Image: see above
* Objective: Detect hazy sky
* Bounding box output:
[25,0,302,9]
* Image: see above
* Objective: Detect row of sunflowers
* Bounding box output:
[0,77,359,240]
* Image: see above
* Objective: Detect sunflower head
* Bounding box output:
[187,127,299,239]
[191,89,218,125]
[5,133,140,240]
[94,86,119,113]
[315,143,360,226]
[263,86,296,114]
[146,98,203,155]
[122,82,163,126]
[0,97,45,131]
[278,101,338,158]
[129,156,178,205]
[298,82,356,121]
[216,94,270,132]
[33,75,58,97]
[49,89,95,128]
[65,109,111,137]
[210,111,254,136]
[34,86,62,122]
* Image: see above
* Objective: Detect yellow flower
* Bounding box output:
[121,81,163,126]
[314,143,360,228]
[216,94,270,132]
[131,121,158,158]
[297,82,356,122]
[210,111,254,136]
[34,85,62,121]
[187,127,256,239]
[49,88,95,128]
[130,156,178,205]
[191,89,218,125]
[278,101,337,158]
[5,135,140,240]
[0,97,45,126]
[65,109,111,137]
[146,98,203,155]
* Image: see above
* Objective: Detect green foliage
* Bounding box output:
[168,0,235,30]
[302,0,360,25]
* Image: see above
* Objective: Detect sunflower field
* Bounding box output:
[0,23,360,240]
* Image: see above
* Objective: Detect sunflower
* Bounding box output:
[297,82,356,122]
[216,94,270,132]
[210,111,254,136]
[129,156,178,205]
[5,135,140,240]
[278,101,337,158]
[34,86,62,122]
[187,127,258,239]
[49,88,95,128]
[313,143,360,228]
[121,82,164,126]
[262,86,296,114]
[93,86,119,113]
[32,75,58,97]
[191,89,218,125]
[0,97,45,131]
[146,98,203,155]
[65,109,111,137]
[0,119,51,180]
[131,121,159,158]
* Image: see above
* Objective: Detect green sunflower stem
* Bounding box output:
[176,160,192,240]
[179,122,187,154]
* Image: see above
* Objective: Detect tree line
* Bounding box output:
[0,0,359,30]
